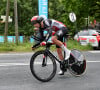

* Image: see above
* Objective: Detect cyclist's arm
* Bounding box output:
[39,28,45,40]
[44,27,52,42]
[43,19,53,42]
[32,42,40,50]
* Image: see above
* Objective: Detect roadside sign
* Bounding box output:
[38,0,48,19]
[69,12,76,22]
[1,15,12,22]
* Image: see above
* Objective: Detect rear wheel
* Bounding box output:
[68,49,86,76]
[30,50,57,82]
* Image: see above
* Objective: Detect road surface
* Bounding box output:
[0,51,100,90]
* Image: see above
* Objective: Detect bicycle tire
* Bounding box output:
[30,50,57,82]
[68,49,86,76]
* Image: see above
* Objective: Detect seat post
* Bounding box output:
[63,36,67,47]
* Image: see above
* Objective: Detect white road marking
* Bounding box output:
[88,51,100,53]
[0,52,33,56]
[0,60,100,67]
[0,51,100,56]
[87,61,100,63]
[0,63,29,67]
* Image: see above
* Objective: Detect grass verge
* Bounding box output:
[0,42,32,53]
[0,40,93,53]
[67,39,93,51]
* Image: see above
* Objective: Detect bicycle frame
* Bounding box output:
[44,47,78,67]
[43,35,67,64]
[32,34,76,65]
[32,34,71,64]
[44,48,61,63]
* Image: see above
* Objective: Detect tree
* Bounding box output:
[89,0,100,22]
[14,0,19,44]
[0,0,100,38]
[4,0,10,42]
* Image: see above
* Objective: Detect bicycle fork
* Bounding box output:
[42,54,47,67]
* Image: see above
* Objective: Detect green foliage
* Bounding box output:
[0,0,38,36]
[89,0,100,22]
[0,0,100,36]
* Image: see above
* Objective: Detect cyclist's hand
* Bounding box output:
[40,41,46,46]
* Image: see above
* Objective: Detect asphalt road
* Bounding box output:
[0,51,100,90]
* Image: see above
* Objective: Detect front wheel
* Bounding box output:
[30,50,57,82]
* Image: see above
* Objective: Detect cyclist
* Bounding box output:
[31,15,71,75]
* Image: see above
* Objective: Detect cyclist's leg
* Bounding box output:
[56,46,65,75]
[51,28,71,60]
[51,36,65,61]
[57,48,64,61]
[51,36,63,46]
[51,28,70,75]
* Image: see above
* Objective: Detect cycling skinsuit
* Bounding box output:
[39,19,69,48]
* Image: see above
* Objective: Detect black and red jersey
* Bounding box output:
[39,19,67,42]
[43,19,66,32]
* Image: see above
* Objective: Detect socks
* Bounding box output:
[61,44,71,60]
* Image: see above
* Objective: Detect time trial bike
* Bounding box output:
[30,35,86,82]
